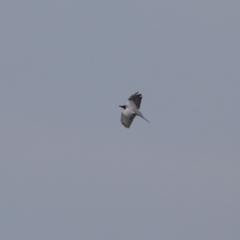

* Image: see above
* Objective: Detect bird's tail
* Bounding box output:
[141,115,150,123]
[137,111,150,123]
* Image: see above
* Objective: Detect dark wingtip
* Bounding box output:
[133,92,141,96]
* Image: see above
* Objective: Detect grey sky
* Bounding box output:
[1,1,240,239]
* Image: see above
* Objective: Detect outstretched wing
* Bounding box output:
[121,112,136,128]
[128,92,142,109]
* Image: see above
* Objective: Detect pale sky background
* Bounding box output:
[1,1,240,240]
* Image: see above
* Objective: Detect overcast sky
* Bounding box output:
[1,1,240,239]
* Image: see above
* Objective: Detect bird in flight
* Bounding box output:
[119,92,149,128]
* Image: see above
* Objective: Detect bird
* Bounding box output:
[119,92,149,128]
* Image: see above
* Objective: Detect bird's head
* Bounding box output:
[119,105,126,109]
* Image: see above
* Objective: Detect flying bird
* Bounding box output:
[119,92,149,128]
